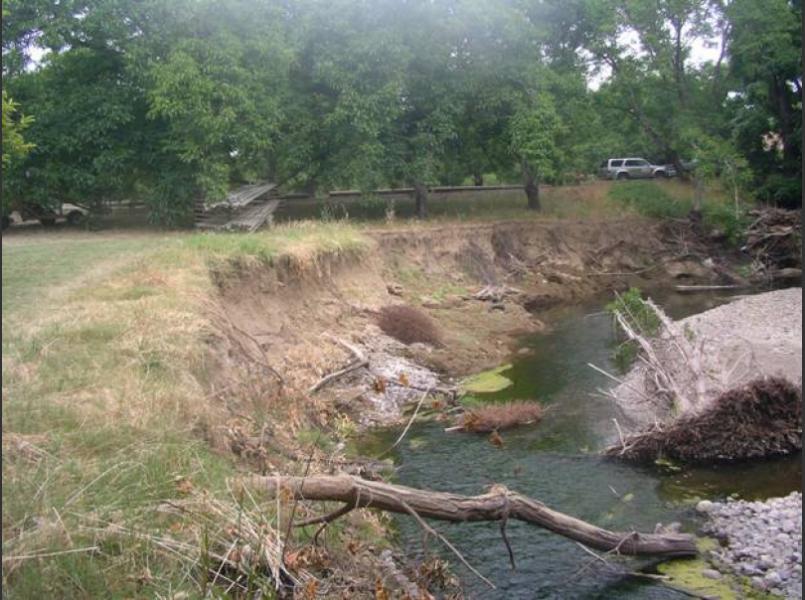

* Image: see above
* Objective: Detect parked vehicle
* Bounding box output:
[2,202,89,230]
[599,158,674,180]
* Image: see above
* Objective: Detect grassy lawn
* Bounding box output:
[2,235,175,317]
[1,223,371,597]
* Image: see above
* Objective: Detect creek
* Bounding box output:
[358,289,802,599]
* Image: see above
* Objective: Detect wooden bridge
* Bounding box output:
[194,182,281,232]
[194,182,527,231]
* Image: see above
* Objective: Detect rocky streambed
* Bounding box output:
[698,492,803,598]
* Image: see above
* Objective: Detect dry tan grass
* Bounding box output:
[2,433,51,464]
[1,226,381,596]
[6,252,220,429]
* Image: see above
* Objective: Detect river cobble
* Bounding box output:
[697,491,802,598]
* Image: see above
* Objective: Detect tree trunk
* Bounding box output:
[523,162,541,211]
[771,75,798,166]
[693,175,703,213]
[413,181,428,219]
[473,173,484,187]
[246,474,698,558]
[689,174,704,228]
[671,154,687,181]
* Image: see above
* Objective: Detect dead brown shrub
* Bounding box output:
[457,401,543,433]
[606,377,802,462]
[376,305,443,347]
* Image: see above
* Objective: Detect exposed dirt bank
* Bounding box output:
[208,217,739,430]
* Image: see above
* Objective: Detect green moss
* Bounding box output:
[657,556,739,599]
[460,364,514,394]
[656,539,777,600]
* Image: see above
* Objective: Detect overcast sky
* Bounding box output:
[587,29,724,90]
[25,18,725,88]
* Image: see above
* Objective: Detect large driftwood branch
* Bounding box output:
[246,474,697,558]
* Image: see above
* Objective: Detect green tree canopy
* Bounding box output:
[2,0,801,223]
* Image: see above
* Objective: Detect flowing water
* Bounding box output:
[358,289,802,599]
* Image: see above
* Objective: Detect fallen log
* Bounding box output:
[674,284,748,292]
[245,474,697,558]
[771,268,802,281]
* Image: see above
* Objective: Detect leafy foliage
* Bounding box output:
[1,91,34,167]
[606,287,661,372]
[0,0,800,223]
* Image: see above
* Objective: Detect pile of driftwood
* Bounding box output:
[743,208,801,282]
[605,377,802,462]
[600,291,802,463]
[473,284,521,303]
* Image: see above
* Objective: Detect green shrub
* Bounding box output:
[606,287,661,373]
[608,181,691,219]
[701,202,751,245]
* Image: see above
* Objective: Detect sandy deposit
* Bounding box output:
[612,287,802,430]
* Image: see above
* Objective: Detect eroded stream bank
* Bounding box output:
[358,290,802,599]
[203,218,799,597]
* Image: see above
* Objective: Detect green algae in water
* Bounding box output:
[460,364,513,394]
[354,292,801,599]
[408,437,427,450]
[657,556,739,599]
[655,538,776,600]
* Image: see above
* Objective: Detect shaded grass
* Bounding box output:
[608,180,690,219]
[278,181,632,224]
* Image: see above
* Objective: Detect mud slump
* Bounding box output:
[359,290,802,599]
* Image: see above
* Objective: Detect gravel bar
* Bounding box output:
[697,492,802,598]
